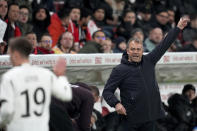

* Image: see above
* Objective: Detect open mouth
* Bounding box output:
[132,56,139,58]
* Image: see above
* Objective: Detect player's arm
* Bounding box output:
[51,58,72,101]
[0,75,14,127]
[51,75,72,101]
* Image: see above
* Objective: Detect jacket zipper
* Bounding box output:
[138,65,151,120]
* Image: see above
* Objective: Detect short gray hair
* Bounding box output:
[126,37,142,49]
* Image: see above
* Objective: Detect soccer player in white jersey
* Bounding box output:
[0,37,72,131]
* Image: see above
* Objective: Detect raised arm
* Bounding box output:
[147,17,190,64]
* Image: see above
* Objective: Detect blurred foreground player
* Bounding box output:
[0,37,72,131]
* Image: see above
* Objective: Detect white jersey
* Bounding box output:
[0,63,72,131]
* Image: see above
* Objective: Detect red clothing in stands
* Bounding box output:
[48,13,66,47]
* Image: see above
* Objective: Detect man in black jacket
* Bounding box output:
[50,83,94,131]
[102,17,189,131]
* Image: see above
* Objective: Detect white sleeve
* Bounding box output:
[0,75,14,127]
[51,75,72,102]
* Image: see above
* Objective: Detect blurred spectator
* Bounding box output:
[0,39,6,55]
[168,84,196,131]
[105,0,125,26]
[67,6,91,48]
[88,85,105,131]
[52,31,76,54]
[184,0,197,14]
[63,0,84,10]
[80,8,98,37]
[137,6,152,24]
[144,27,163,52]
[37,33,54,54]
[18,5,33,36]
[182,14,197,44]
[150,6,170,33]
[25,31,38,54]
[116,9,138,40]
[167,8,176,28]
[113,36,126,53]
[48,8,70,47]
[182,84,196,102]
[49,98,74,131]
[68,6,81,43]
[166,0,185,20]
[136,6,152,37]
[78,8,93,47]
[31,0,55,12]
[66,83,94,131]
[99,0,114,27]
[79,30,106,53]
[167,0,197,17]
[4,3,21,43]
[100,0,124,40]
[163,32,182,52]
[92,4,107,28]
[168,43,178,52]
[0,0,8,20]
[50,83,94,131]
[102,111,123,131]
[168,93,195,131]
[191,97,197,127]
[131,28,145,43]
[177,36,197,52]
[73,42,80,53]
[102,38,113,53]
[7,0,31,10]
[32,6,50,41]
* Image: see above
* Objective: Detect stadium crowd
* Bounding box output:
[0,0,197,55]
[0,0,197,131]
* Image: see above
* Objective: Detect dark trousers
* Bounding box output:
[122,120,156,131]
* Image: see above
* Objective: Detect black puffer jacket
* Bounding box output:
[168,93,196,129]
[102,27,181,124]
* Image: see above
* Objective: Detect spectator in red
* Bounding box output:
[80,8,98,37]
[79,8,93,46]
[67,6,81,42]
[48,8,70,48]
[4,2,21,43]
[37,33,54,54]
[67,6,91,48]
